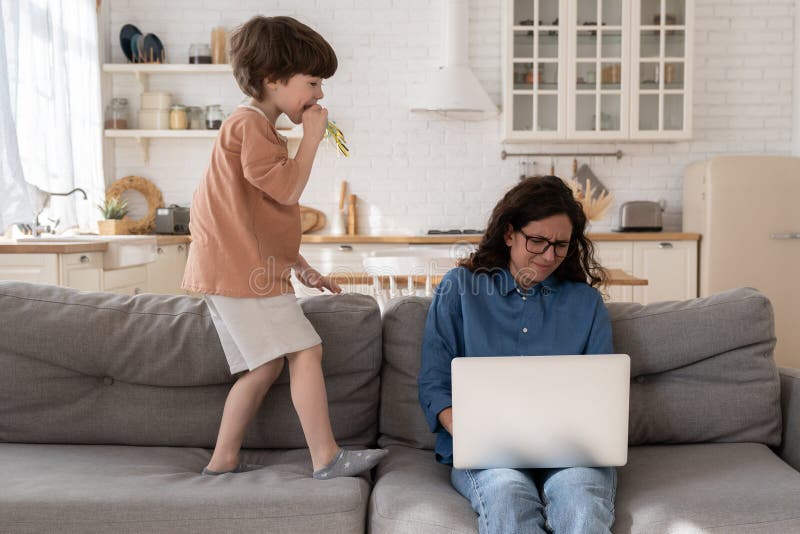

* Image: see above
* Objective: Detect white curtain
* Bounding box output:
[0,0,104,233]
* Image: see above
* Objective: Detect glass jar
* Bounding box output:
[187,106,205,130]
[104,98,129,129]
[169,104,188,130]
[189,43,212,64]
[211,27,227,64]
[205,105,224,129]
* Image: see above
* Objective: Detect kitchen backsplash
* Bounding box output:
[103,0,793,234]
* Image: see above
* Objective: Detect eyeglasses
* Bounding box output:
[517,231,573,258]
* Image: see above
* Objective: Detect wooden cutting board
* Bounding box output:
[300,206,326,233]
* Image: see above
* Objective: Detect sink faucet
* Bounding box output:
[22,186,89,237]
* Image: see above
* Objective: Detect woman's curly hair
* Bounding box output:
[459,176,607,289]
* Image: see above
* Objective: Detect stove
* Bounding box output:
[426,229,483,235]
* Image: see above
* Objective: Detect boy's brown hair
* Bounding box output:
[229,16,337,101]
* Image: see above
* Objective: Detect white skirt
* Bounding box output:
[204,293,322,374]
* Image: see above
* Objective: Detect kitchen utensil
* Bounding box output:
[347,194,358,235]
[299,206,326,233]
[142,33,164,63]
[330,180,347,236]
[119,24,141,62]
[134,34,145,62]
[575,163,610,198]
[619,201,663,231]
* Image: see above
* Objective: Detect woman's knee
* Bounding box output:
[542,467,616,530]
[455,468,540,503]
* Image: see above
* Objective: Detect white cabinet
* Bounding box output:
[59,253,103,291]
[0,254,58,284]
[146,243,189,294]
[504,0,692,141]
[632,240,697,303]
[596,239,697,303]
[594,241,634,302]
[103,265,149,295]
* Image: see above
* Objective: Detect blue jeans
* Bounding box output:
[451,466,616,534]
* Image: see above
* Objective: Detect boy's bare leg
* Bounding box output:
[287,344,388,478]
[286,344,339,470]
[206,357,285,473]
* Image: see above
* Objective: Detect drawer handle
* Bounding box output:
[658,242,673,249]
[338,245,353,251]
[134,288,143,295]
[80,255,90,264]
[770,233,800,240]
[157,247,164,255]
[178,245,185,252]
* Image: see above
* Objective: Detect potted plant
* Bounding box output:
[97,196,130,235]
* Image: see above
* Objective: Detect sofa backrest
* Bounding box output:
[0,282,382,449]
[379,287,782,449]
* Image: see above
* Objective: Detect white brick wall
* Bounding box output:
[104,0,794,233]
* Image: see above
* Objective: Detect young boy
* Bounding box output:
[182,16,386,479]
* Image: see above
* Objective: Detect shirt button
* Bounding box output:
[522,296,527,301]
[522,327,528,333]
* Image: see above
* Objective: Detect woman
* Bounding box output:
[418,176,615,534]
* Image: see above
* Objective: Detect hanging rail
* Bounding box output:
[500,149,623,160]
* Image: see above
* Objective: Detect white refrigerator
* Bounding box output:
[683,156,800,369]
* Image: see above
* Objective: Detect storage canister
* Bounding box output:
[138,109,169,129]
[104,98,129,129]
[141,91,172,110]
[187,106,205,130]
[169,105,188,130]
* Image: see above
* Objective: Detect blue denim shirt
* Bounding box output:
[417,266,614,465]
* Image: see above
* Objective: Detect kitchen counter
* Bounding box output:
[0,233,699,253]
[0,235,192,254]
[300,232,700,244]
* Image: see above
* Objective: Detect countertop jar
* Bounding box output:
[205,105,224,130]
[189,43,212,64]
[187,106,205,130]
[105,98,129,129]
[169,104,188,130]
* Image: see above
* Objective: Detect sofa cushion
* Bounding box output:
[372,444,800,534]
[0,443,369,534]
[610,287,781,446]
[0,282,381,448]
[379,288,781,449]
[615,443,800,533]
[379,297,436,450]
[369,445,476,534]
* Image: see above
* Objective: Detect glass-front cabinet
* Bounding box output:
[504,0,692,141]
[506,0,567,139]
[631,0,691,139]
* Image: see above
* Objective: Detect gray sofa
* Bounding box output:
[0,282,798,533]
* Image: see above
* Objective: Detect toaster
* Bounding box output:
[155,205,190,234]
[619,201,663,232]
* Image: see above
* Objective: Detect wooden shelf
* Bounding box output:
[102,63,232,74]
[104,129,302,139]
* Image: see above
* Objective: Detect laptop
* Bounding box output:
[451,354,630,469]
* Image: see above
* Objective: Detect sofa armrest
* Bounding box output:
[779,367,800,472]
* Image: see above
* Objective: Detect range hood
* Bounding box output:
[410,0,497,114]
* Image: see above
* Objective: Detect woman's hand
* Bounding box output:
[299,267,342,294]
[438,407,453,435]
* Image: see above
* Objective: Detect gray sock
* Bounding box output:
[201,463,263,475]
[313,448,388,480]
